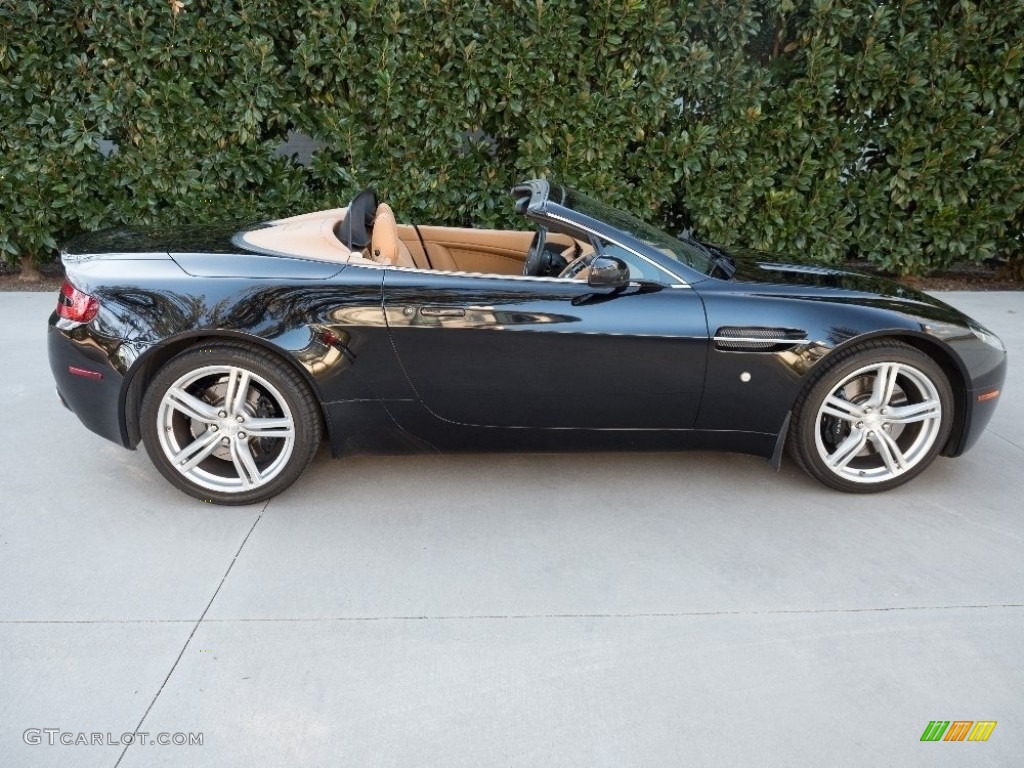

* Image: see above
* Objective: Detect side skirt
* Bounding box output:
[350,400,780,459]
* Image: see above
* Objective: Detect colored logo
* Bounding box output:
[920,721,996,742]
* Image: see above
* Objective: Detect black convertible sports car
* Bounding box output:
[49,180,1006,504]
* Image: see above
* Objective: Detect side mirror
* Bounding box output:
[587,256,630,290]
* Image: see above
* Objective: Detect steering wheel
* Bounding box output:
[523,229,573,278]
[522,229,548,276]
[558,253,596,280]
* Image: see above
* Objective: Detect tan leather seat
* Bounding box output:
[370,203,416,268]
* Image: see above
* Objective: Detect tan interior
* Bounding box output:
[238,207,355,262]
[401,226,532,274]
[237,204,591,278]
[369,203,416,268]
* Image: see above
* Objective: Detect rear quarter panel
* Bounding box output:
[65,256,411,451]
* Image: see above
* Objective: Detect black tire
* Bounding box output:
[140,343,322,505]
[787,340,954,493]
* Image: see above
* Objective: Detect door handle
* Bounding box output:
[419,306,466,317]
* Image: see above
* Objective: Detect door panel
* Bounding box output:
[383,271,709,429]
[414,226,533,274]
[401,226,583,276]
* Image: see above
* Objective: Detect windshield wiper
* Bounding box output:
[678,233,736,279]
[703,242,736,278]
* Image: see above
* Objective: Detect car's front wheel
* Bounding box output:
[788,341,954,493]
[140,343,322,505]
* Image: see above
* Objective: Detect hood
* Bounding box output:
[719,245,957,312]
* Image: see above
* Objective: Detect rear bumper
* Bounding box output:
[48,314,131,448]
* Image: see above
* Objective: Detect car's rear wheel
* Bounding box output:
[140,344,322,505]
[788,341,953,493]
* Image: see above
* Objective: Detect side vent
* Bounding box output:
[714,327,807,351]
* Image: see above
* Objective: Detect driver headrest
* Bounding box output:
[370,203,399,264]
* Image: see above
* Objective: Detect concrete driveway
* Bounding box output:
[1,290,1021,767]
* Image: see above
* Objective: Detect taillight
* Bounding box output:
[56,280,100,323]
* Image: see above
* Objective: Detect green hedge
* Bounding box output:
[1,0,1021,274]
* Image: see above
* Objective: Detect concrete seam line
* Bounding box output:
[983,426,1024,454]
[7,604,1019,628]
[113,503,268,768]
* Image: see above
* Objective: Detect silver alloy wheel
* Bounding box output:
[156,365,296,493]
[813,361,943,485]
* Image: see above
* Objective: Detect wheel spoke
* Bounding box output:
[827,429,868,470]
[244,417,294,439]
[166,387,219,424]
[885,399,941,424]
[224,367,251,416]
[172,429,223,472]
[813,356,946,485]
[822,395,865,423]
[156,362,299,494]
[871,429,907,475]
[229,438,262,489]
[870,363,900,408]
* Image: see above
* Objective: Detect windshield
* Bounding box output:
[551,185,716,275]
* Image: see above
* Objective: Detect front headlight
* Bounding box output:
[969,322,1006,352]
